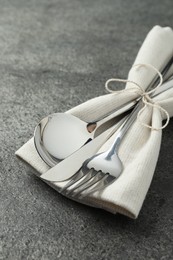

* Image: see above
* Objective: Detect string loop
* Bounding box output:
[105,63,170,130]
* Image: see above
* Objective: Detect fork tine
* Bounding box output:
[71,170,106,198]
[66,168,97,196]
[79,174,115,199]
[59,168,86,194]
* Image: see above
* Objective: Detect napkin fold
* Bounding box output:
[16,25,173,219]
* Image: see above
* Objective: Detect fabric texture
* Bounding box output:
[15,25,173,219]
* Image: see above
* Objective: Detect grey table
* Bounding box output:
[0,0,173,259]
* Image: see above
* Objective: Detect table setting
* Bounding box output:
[16,25,173,219]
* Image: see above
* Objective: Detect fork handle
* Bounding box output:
[107,100,144,154]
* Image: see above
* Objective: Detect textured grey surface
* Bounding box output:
[0,0,173,259]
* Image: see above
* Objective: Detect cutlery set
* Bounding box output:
[33,59,173,200]
[15,26,173,218]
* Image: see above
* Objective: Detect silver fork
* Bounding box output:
[59,75,173,198]
[59,100,143,197]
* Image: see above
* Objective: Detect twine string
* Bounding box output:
[105,63,170,130]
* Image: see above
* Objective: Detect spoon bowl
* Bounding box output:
[42,113,93,160]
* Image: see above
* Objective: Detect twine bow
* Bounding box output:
[105,63,170,130]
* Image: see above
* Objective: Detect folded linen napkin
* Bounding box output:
[16,25,173,219]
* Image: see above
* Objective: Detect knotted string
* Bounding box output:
[105,63,170,130]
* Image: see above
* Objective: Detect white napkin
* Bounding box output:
[15,25,173,218]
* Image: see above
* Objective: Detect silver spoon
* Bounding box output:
[34,57,173,166]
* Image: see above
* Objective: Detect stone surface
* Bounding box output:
[0,0,173,259]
